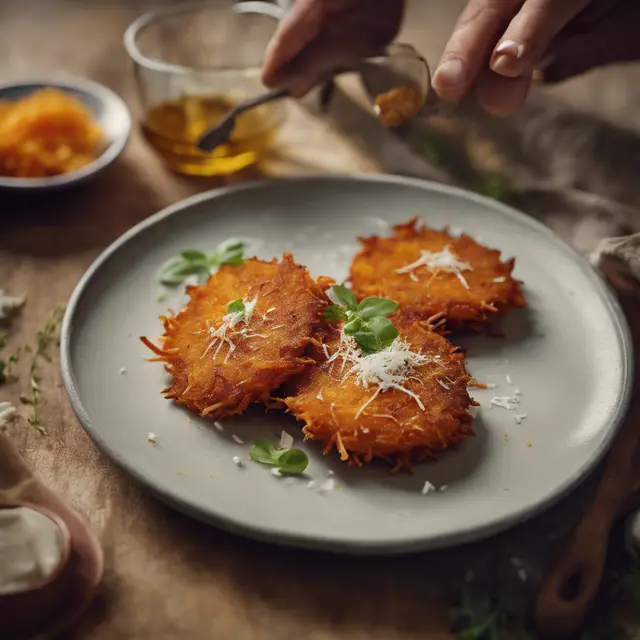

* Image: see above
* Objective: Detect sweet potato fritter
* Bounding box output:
[350,218,526,326]
[141,254,327,421]
[284,317,476,471]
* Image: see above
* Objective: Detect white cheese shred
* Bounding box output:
[279,430,294,450]
[490,396,520,410]
[200,296,260,362]
[326,332,433,419]
[232,434,244,444]
[148,432,158,445]
[395,245,473,290]
[421,481,436,495]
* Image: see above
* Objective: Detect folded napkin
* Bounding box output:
[591,234,640,551]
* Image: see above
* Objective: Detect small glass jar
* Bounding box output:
[124,1,286,176]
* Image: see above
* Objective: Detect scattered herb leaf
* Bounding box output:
[158,239,247,288]
[329,284,358,311]
[249,439,308,475]
[476,174,512,203]
[356,297,399,320]
[25,305,65,434]
[226,299,246,316]
[323,304,347,322]
[324,285,399,355]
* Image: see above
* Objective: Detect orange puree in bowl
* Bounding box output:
[0,88,103,178]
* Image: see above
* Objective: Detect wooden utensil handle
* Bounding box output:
[534,500,618,638]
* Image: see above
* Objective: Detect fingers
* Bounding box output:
[476,70,533,116]
[262,0,323,88]
[539,0,640,82]
[432,0,518,103]
[268,33,386,98]
[489,0,590,78]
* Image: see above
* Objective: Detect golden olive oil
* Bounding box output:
[142,94,279,176]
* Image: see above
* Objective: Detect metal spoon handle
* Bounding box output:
[197,87,289,152]
[232,87,290,116]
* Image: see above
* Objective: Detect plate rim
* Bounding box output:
[60,173,635,554]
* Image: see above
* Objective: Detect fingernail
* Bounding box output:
[433,59,465,91]
[492,40,524,76]
[495,40,524,57]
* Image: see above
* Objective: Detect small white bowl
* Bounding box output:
[0,77,131,191]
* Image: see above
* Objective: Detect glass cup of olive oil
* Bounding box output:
[124,1,286,176]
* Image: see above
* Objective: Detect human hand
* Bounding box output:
[432,0,640,116]
[261,0,405,97]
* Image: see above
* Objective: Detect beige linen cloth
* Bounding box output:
[592,236,640,549]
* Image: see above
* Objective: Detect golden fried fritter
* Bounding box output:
[142,254,327,421]
[284,317,475,471]
[350,218,526,327]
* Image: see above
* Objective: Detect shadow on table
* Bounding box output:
[0,155,267,259]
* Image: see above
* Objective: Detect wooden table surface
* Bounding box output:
[2,2,640,639]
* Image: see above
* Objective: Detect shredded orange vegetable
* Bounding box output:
[0,88,103,178]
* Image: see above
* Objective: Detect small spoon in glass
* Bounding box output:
[196,42,436,153]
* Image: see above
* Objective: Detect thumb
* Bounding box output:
[541,0,640,83]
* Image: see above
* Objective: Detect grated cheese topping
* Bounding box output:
[232,434,244,444]
[279,430,294,450]
[326,332,434,419]
[396,245,473,289]
[490,396,520,410]
[200,296,260,362]
[421,480,436,495]
[148,432,158,444]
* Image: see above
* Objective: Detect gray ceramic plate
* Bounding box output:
[61,175,633,554]
[0,78,131,190]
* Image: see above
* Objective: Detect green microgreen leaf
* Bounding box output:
[323,305,347,322]
[180,250,207,261]
[158,239,247,289]
[329,285,358,311]
[356,297,399,320]
[352,330,379,354]
[367,316,399,349]
[249,439,278,465]
[226,299,245,315]
[343,314,363,336]
[324,286,400,356]
[211,238,246,268]
[277,449,309,474]
[249,439,308,475]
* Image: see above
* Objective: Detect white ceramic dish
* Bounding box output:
[0,78,131,191]
[61,175,633,554]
